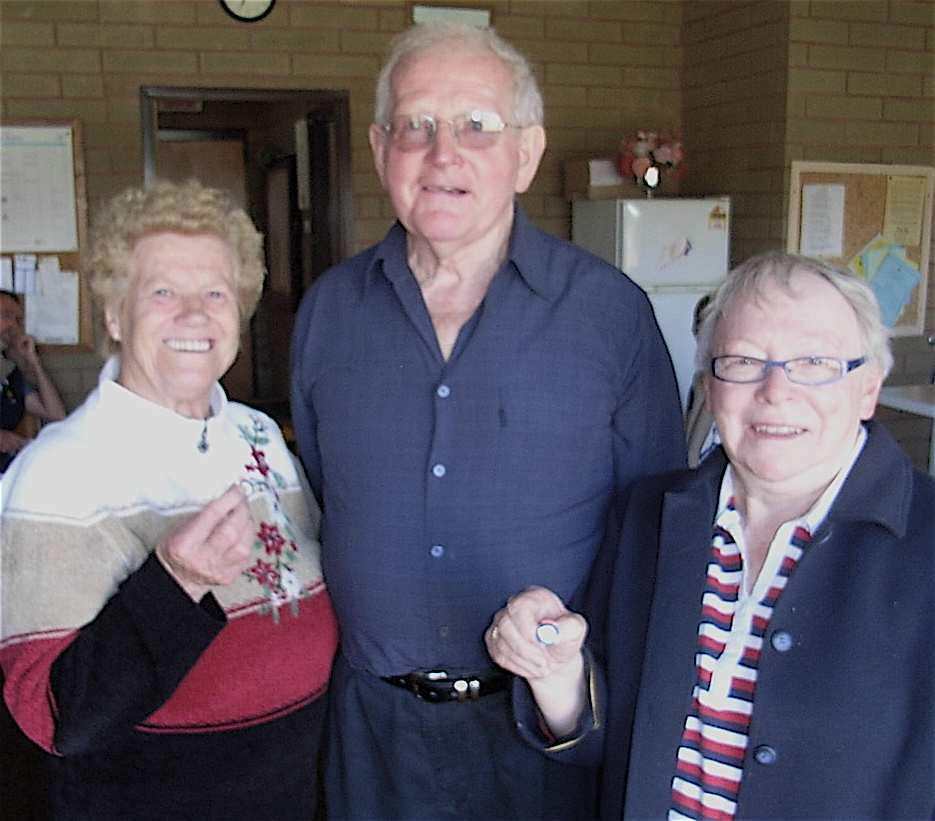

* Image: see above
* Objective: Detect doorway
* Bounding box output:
[140,87,352,412]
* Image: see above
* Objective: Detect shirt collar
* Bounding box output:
[715,424,868,537]
[363,206,563,302]
[504,207,563,301]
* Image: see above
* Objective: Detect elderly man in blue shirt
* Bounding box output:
[290,21,686,820]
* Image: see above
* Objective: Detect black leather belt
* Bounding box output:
[381,669,510,703]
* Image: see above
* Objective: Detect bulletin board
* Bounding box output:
[0,119,93,351]
[787,161,934,337]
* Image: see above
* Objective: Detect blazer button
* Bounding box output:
[753,745,778,766]
[770,630,794,652]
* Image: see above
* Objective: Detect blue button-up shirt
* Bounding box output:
[291,208,685,675]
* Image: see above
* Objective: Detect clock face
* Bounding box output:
[219,0,276,22]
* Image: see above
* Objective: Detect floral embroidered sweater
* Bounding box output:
[0,357,338,819]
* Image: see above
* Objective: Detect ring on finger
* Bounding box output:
[491,626,500,641]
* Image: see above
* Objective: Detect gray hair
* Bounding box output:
[373,22,543,127]
[695,250,893,378]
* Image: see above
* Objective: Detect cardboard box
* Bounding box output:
[564,158,641,200]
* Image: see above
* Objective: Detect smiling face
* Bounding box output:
[369,44,545,261]
[706,268,882,502]
[106,231,240,418]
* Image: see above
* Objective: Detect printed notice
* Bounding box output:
[25,268,79,345]
[0,126,79,252]
[800,184,845,258]
[883,176,926,247]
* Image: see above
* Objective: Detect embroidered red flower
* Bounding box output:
[246,446,270,476]
[257,522,286,556]
[246,559,281,589]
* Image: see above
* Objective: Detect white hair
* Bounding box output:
[695,250,893,377]
[373,22,543,127]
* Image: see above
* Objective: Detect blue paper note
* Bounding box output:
[860,239,890,279]
[869,250,921,327]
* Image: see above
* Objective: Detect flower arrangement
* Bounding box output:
[617,130,685,192]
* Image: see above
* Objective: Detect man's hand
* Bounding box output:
[5,331,42,383]
[156,485,257,602]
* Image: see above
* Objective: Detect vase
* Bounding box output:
[640,164,661,198]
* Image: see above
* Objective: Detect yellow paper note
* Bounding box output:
[883,176,926,246]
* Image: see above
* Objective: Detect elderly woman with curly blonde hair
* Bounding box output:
[0,179,337,820]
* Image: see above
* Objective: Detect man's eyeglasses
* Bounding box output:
[711,355,866,386]
[381,110,521,151]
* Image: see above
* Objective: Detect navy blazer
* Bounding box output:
[589,420,934,819]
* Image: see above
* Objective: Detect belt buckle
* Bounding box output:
[413,670,447,701]
[452,677,481,702]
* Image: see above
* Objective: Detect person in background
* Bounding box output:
[0,180,338,820]
[487,251,934,820]
[0,289,66,472]
[684,291,718,467]
[290,21,685,820]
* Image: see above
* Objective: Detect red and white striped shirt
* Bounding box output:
[669,428,866,820]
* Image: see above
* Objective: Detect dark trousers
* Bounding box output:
[324,653,597,820]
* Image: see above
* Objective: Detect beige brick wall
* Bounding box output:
[0,0,681,249]
[786,0,935,469]
[681,1,791,263]
[787,1,933,168]
[1,0,683,408]
[3,0,933,466]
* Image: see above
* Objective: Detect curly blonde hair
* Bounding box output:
[88,179,266,355]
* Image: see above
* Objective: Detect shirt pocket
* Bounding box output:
[495,354,615,502]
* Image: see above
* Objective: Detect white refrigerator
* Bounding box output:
[572,197,731,410]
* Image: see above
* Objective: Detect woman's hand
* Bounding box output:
[485,585,586,679]
[156,484,256,602]
[485,585,590,738]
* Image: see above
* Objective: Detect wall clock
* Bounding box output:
[219,0,276,23]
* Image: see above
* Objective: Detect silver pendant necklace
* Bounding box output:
[197,418,209,453]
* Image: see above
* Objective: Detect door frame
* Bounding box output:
[139,85,352,267]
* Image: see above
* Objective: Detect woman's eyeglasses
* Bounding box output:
[712,355,866,386]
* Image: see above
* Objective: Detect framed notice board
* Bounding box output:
[787,161,934,337]
[0,119,93,351]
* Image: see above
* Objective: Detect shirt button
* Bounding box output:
[439,625,449,638]
[430,544,444,558]
[753,745,778,766]
[770,630,794,653]
[432,463,446,478]
[436,384,451,398]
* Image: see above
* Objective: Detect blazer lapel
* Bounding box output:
[623,458,723,814]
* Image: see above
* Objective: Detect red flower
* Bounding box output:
[247,559,281,589]
[246,447,270,476]
[257,522,286,555]
[617,129,684,186]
